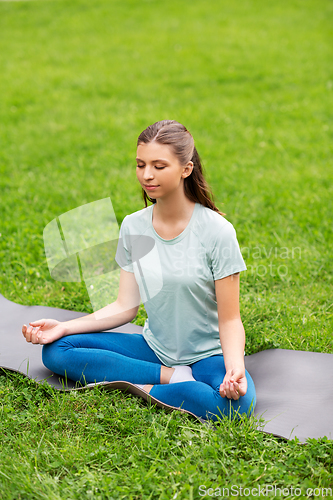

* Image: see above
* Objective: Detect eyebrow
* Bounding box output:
[135,158,170,163]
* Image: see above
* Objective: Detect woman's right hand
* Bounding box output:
[22,319,67,345]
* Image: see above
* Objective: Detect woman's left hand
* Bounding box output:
[219,369,247,400]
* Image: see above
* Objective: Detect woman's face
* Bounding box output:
[136,142,193,200]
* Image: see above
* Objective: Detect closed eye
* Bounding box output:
[136,164,165,170]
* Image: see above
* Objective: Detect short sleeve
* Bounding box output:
[115,216,134,273]
[210,222,247,280]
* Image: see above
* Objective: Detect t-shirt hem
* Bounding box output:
[213,265,247,281]
[142,328,223,366]
[114,255,134,273]
[160,348,224,367]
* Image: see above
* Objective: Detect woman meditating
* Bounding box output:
[22,120,256,421]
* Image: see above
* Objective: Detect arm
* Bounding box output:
[22,268,141,344]
[215,272,247,400]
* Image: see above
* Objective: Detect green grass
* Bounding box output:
[1,372,332,500]
[0,0,332,498]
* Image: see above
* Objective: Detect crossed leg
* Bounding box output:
[42,333,256,421]
[42,332,163,385]
[150,355,256,421]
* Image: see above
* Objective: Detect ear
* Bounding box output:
[181,161,194,179]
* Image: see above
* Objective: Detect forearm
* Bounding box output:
[62,300,138,336]
[219,318,245,373]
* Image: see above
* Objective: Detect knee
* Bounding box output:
[239,391,256,417]
[209,382,256,421]
[231,372,256,418]
[42,337,70,372]
[209,396,255,423]
[244,370,256,415]
[42,343,53,371]
[42,342,60,371]
[232,382,256,419]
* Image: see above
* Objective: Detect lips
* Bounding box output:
[144,185,159,190]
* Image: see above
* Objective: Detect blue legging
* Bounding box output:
[42,332,256,421]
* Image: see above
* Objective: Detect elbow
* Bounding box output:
[114,297,140,324]
[219,316,244,328]
[117,302,139,323]
[128,305,139,322]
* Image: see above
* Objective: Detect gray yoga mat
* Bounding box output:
[0,292,332,443]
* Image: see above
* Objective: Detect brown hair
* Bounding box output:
[137,120,226,216]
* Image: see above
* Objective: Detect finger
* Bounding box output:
[22,324,27,336]
[31,334,39,344]
[229,376,240,385]
[26,326,38,343]
[238,382,247,397]
[230,382,238,399]
[231,382,240,400]
[29,320,44,327]
[224,381,233,399]
[31,327,41,344]
[227,381,238,400]
[28,324,39,340]
[220,379,228,391]
[27,325,34,336]
[219,384,226,398]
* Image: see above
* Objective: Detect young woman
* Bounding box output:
[22,120,256,421]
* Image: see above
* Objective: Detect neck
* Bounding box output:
[153,188,196,224]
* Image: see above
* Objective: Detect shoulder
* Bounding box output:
[193,204,236,244]
[120,206,152,234]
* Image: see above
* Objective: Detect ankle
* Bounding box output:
[160,366,175,384]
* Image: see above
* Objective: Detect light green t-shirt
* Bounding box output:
[115,202,247,367]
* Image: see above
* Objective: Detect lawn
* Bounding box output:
[0,0,332,498]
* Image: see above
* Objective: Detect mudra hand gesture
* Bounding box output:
[22,319,66,345]
[220,368,248,400]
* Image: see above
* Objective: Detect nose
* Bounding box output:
[142,165,154,181]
